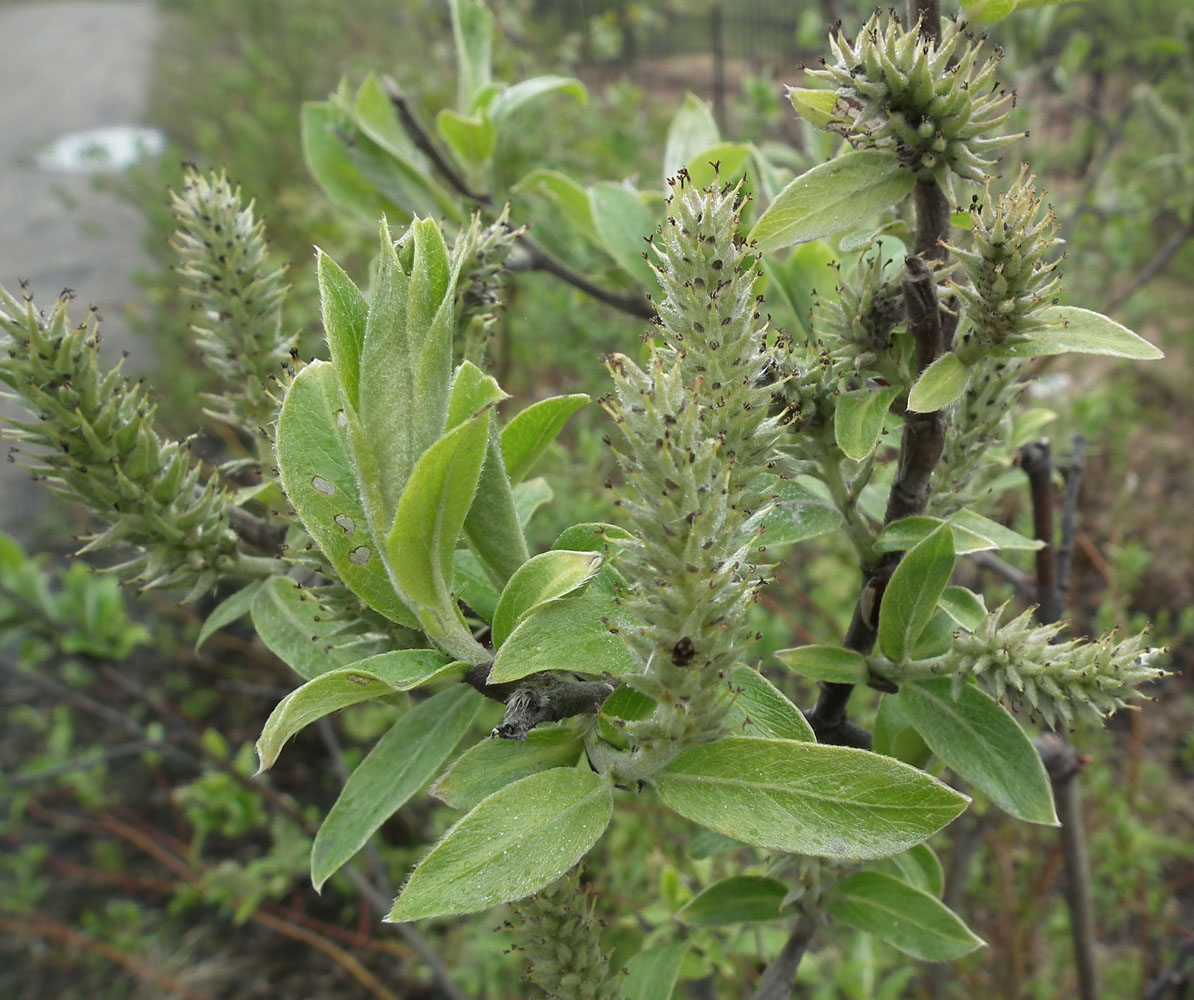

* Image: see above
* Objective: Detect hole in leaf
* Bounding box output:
[311,476,336,496]
[334,514,355,535]
[349,545,371,565]
[336,409,348,429]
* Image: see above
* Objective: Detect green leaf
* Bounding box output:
[908,352,970,413]
[302,102,406,222]
[489,75,587,122]
[491,550,604,648]
[513,168,598,241]
[900,678,1058,825]
[256,650,458,772]
[312,685,483,890]
[454,548,500,623]
[758,477,843,547]
[430,727,586,811]
[513,477,553,527]
[489,577,637,683]
[788,87,839,130]
[725,665,816,741]
[996,306,1163,360]
[590,181,659,289]
[448,0,493,111]
[683,142,751,190]
[872,694,930,767]
[316,251,368,412]
[939,586,988,632]
[358,220,456,518]
[876,512,1042,555]
[622,942,688,1000]
[675,876,788,926]
[878,524,955,662]
[688,829,748,860]
[275,361,416,626]
[749,150,915,253]
[446,361,506,430]
[775,644,869,684]
[654,737,968,858]
[827,872,985,961]
[869,843,946,897]
[663,93,721,187]
[352,74,429,168]
[436,108,496,166]
[834,385,901,460]
[501,393,590,484]
[552,522,635,553]
[387,414,491,662]
[196,581,263,652]
[250,577,386,681]
[1011,407,1057,448]
[760,239,837,336]
[910,608,956,660]
[960,0,1018,23]
[389,767,612,921]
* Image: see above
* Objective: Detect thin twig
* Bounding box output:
[1019,441,1062,624]
[1103,212,1194,314]
[380,75,655,321]
[748,916,818,1000]
[967,550,1034,599]
[1056,433,1086,610]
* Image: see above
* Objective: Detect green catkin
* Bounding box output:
[807,13,1023,190]
[508,868,621,1000]
[171,168,294,456]
[0,285,244,597]
[942,605,1167,728]
[599,174,790,775]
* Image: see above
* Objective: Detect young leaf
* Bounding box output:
[446,360,506,430]
[939,586,988,632]
[511,169,598,241]
[448,0,493,112]
[872,694,931,767]
[654,737,968,858]
[788,87,839,130]
[995,306,1163,360]
[725,665,816,742]
[907,352,970,413]
[960,0,1018,24]
[491,549,604,648]
[869,842,946,897]
[501,393,590,484]
[488,75,587,122]
[900,678,1058,825]
[256,650,458,772]
[674,876,787,926]
[662,93,720,188]
[311,685,483,890]
[436,108,496,166]
[430,727,586,811]
[775,644,869,685]
[276,361,416,627]
[878,524,956,663]
[317,251,367,411]
[749,150,915,252]
[834,385,901,460]
[827,872,985,961]
[683,142,751,190]
[488,579,638,683]
[388,767,613,921]
[302,102,407,222]
[514,477,553,527]
[250,577,386,681]
[387,414,491,662]
[464,427,529,589]
[358,219,456,518]
[552,522,635,553]
[590,181,659,289]
[876,511,1043,555]
[195,581,263,652]
[757,477,843,547]
[454,548,500,623]
[622,942,689,1000]
[910,609,956,660]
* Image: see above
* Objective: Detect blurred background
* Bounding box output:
[1,1,1191,997]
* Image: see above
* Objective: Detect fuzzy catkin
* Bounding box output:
[601,175,790,765]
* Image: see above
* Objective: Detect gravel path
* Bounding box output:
[0,1,161,538]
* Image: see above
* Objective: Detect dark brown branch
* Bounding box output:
[463,663,614,740]
[382,74,655,321]
[1019,440,1063,624]
[967,549,1033,599]
[1056,434,1086,601]
[749,916,818,1000]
